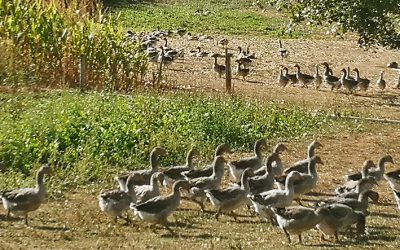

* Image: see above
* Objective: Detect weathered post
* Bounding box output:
[225,48,232,93]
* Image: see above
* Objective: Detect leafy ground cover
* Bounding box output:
[0,89,328,188]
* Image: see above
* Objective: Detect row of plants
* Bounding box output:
[0,91,329,185]
[0,0,148,90]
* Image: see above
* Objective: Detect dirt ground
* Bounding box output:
[1,36,400,249]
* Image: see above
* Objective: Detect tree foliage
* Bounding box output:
[267,0,400,48]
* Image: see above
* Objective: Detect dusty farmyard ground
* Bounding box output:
[1,35,400,249]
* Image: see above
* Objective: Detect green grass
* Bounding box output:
[0,90,329,187]
[117,0,307,37]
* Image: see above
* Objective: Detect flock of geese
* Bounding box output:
[1,140,400,244]
[127,28,400,93]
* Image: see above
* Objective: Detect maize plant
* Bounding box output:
[0,0,148,91]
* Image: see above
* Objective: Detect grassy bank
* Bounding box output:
[0,90,329,187]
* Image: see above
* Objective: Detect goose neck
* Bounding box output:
[151,176,159,191]
[378,158,387,172]
[308,160,317,176]
[241,172,251,192]
[36,170,46,190]
[150,153,159,171]
[307,144,315,158]
[254,142,263,158]
[285,177,295,196]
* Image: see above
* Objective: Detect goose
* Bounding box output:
[116,147,166,189]
[131,180,191,235]
[176,28,186,37]
[317,203,366,242]
[321,62,340,90]
[253,143,287,177]
[346,155,394,182]
[313,64,322,89]
[346,66,356,81]
[182,143,233,180]
[187,32,199,41]
[353,68,370,91]
[366,155,395,181]
[245,152,281,194]
[189,48,199,57]
[248,171,303,224]
[288,156,324,199]
[236,57,253,68]
[236,47,253,67]
[185,156,226,212]
[98,175,137,223]
[282,66,298,84]
[228,138,268,181]
[217,38,229,48]
[195,46,209,58]
[236,60,250,81]
[244,45,257,59]
[206,168,254,220]
[157,47,174,66]
[336,161,376,195]
[340,68,358,94]
[376,71,386,90]
[135,172,164,203]
[278,40,288,60]
[163,148,199,188]
[211,54,226,78]
[294,64,314,87]
[284,141,323,174]
[277,67,290,87]
[0,165,53,225]
[161,37,172,52]
[384,168,400,192]
[199,34,214,41]
[275,205,328,244]
[325,190,378,215]
[237,46,246,60]
[337,176,378,200]
[343,159,376,183]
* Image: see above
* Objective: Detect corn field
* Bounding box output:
[0,0,148,91]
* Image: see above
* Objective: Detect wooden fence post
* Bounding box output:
[225,48,232,93]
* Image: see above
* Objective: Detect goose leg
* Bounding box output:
[160,218,175,236]
[214,208,221,220]
[229,211,238,221]
[283,228,291,243]
[269,216,277,226]
[298,234,302,244]
[24,214,28,226]
[6,210,10,219]
[193,200,205,212]
[334,231,339,243]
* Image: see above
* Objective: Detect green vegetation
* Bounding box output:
[0,0,147,90]
[266,0,400,48]
[117,0,308,37]
[0,90,328,186]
